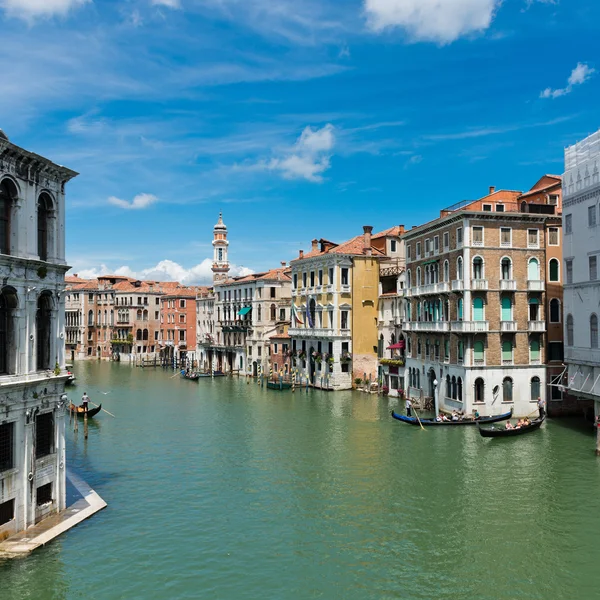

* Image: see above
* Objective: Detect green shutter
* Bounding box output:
[473,297,484,321]
[502,340,512,360]
[501,296,512,321]
[474,341,484,360]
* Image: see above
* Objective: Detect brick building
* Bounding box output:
[402,179,563,417]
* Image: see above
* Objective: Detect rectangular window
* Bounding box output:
[310,272,315,287]
[318,270,323,285]
[302,273,307,288]
[0,499,14,526]
[293,274,298,289]
[500,227,511,247]
[179,300,186,308]
[434,236,439,254]
[548,342,564,362]
[0,422,14,472]
[548,227,559,246]
[406,245,411,261]
[456,227,463,247]
[566,260,573,284]
[416,242,421,258]
[390,240,397,252]
[341,268,349,286]
[270,287,276,299]
[154,311,159,320]
[273,343,278,354]
[341,311,349,329]
[328,267,334,285]
[565,214,572,235]
[179,314,185,323]
[528,229,539,248]
[443,232,449,250]
[457,341,464,362]
[589,205,597,227]
[154,331,159,340]
[472,226,483,246]
[590,256,597,281]
[36,482,52,506]
[179,330,185,342]
[35,413,54,458]
[257,346,262,357]
[495,204,505,212]
[482,204,492,212]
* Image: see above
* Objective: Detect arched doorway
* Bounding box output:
[253,361,258,377]
[428,368,436,399]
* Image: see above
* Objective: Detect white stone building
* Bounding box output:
[563,130,600,418]
[0,131,75,539]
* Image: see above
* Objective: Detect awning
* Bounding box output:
[422,259,439,266]
[238,307,252,316]
[387,341,405,350]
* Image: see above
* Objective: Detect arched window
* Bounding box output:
[0,287,17,374]
[271,304,277,321]
[457,257,463,280]
[143,310,148,321]
[136,329,142,341]
[501,296,512,321]
[446,375,451,398]
[567,314,574,346]
[88,310,94,326]
[473,257,484,279]
[416,267,421,286]
[501,257,511,280]
[36,293,52,370]
[457,298,463,321]
[143,329,148,341]
[591,314,599,348]
[0,179,17,256]
[451,376,457,399]
[521,201,528,212]
[474,340,485,363]
[474,377,485,403]
[503,377,513,403]
[457,377,463,402]
[549,258,560,282]
[528,258,540,281]
[407,270,412,288]
[443,261,449,282]
[257,305,262,321]
[37,193,52,261]
[550,299,560,323]
[531,376,541,401]
[473,297,484,321]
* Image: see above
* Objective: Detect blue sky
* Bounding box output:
[1,0,598,283]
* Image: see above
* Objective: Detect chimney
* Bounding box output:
[299,250,304,259]
[363,225,373,256]
[489,186,496,194]
[398,225,405,235]
[311,239,318,251]
[281,261,286,268]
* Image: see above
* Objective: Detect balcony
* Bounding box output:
[404,321,450,332]
[340,284,351,294]
[565,347,600,366]
[528,320,546,332]
[499,279,517,291]
[418,282,450,295]
[471,279,488,291]
[500,321,518,332]
[451,280,464,292]
[528,280,545,291]
[451,321,489,333]
[323,284,334,293]
[289,327,336,338]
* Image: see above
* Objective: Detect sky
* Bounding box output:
[0,0,598,284]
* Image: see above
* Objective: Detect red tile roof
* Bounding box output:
[292,234,386,262]
[372,226,402,239]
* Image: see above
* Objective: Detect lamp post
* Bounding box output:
[433,378,439,416]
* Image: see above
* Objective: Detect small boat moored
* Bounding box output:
[478,416,545,438]
[69,403,102,418]
[391,408,513,427]
[266,380,293,390]
[181,371,200,381]
[65,372,76,386]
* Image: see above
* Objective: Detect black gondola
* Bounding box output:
[477,416,545,437]
[181,372,200,381]
[391,408,513,426]
[69,403,102,418]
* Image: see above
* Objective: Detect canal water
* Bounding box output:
[2,362,600,600]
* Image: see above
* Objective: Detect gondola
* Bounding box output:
[266,380,293,390]
[391,408,513,427]
[65,373,76,386]
[477,416,545,437]
[69,403,102,418]
[181,372,200,381]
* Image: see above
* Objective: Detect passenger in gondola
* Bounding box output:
[436,414,443,422]
[505,421,514,430]
[451,410,459,421]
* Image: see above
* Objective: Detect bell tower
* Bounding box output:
[212,212,230,284]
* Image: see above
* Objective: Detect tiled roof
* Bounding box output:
[220,267,291,285]
[519,175,562,198]
[292,234,386,262]
[372,226,402,239]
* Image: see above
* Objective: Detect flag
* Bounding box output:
[291,302,303,326]
[306,299,314,329]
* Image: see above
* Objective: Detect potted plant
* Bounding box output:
[341,351,352,364]
[382,385,390,396]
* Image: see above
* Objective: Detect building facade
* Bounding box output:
[289,227,385,390]
[160,288,201,367]
[0,131,75,539]
[562,130,600,423]
[402,182,562,417]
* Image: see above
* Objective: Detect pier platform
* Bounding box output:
[0,470,106,559]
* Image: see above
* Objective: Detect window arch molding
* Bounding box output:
[548,258,560,283]
[472,255,485,279]
[37,191,55,262]
[456,256,463,280]
[500,256,512,280]
[591,313,599,349]
[566,314,574,346]
[502,377,513,403]
[0,177,19,256]
[549,298,561,323]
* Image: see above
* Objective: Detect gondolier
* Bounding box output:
[81,392,90,412]
[405,397,412,417]
[537,396,545,419]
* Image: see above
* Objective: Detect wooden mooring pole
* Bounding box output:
[84,410,88,440]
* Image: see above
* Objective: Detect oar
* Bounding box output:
[89,400,116,418]
[411,401,426,431]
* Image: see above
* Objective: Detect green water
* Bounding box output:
[2,362,600,600]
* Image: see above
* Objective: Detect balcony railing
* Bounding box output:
[289,327,336,338]
[500,321,518,332]
[499,279,517,291]
[404,321,450,332]
[451,321,489,333]
[451,280,464,292]
[473,358,485,366]
[417,282,450,295]
[502,359,514,366]
[471,279,488,291]
[528,280,545,291]
[528,320,546,332]
[340,284,351,293]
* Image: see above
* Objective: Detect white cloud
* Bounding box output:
[151,0,180,8]
[364,0,499,43]
[73,259,253,285]
[0,0,90,19]
[540,62,595,99]
[263,124,335,182]
[108,193,158,210]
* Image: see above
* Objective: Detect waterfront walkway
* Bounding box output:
[0,470,106,559]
